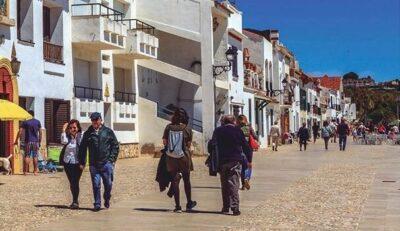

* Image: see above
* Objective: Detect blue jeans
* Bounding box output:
[89,162,114,208]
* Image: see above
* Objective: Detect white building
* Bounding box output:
[242,29,275,148]
[0,0,73,172]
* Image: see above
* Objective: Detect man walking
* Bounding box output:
[312,122,319,143]
[210,115,252,216]
[14,110,42,175]
[298,123,310,151]
[337,118,350,151]
[269,121,281,151]
[79,112,119,211]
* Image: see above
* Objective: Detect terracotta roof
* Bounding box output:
[313,75,342,91]
[243,30,263,42]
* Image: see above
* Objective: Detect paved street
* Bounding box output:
[33,141,400,231]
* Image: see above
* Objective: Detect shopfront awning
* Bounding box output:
[0,99,32,121]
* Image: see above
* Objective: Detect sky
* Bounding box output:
[236,0,400,81]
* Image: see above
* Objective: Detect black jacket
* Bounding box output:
[298,127,310,140]
[155,148,173,192]
[210,124,252,165]
[79,125,119,166]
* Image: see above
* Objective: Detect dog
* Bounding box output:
[0,154,12,175]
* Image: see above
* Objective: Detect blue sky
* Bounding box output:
[236,0,400,81]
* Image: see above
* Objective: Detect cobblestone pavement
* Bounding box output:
[1,140,399,231]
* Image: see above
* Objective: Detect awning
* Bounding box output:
[0,99,32,121]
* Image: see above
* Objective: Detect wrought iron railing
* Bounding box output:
[71,3,124,21]
[74,86,102,100]
[115,91,136,104]
[43,41,63,63]
[156,104,203,132]
[117,19,155,35]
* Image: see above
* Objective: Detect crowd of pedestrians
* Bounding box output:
[12,109,365,216]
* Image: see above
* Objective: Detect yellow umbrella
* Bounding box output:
[0,99,32,121]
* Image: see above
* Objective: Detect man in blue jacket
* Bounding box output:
[79,112,119,211]
[210,115,252,216]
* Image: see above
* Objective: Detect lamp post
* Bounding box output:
[212,46,238,76]
[266,78,288,96]
[212,46,238,128]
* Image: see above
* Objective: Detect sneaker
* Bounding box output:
[243,179,250,190]
[104,201,110,209]
[93,206,101,212]
[221,207,230,215]
[70,202,79,210]
[232,209,241,216]
[186,201,197,211]
[173,206,182,213]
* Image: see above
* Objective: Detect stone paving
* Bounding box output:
[32,140,399,231]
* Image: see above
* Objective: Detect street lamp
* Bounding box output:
[3,43,21,78]
[267,78,289,96]
[213,46,238,76]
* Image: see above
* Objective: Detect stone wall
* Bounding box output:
[118,143,140,159]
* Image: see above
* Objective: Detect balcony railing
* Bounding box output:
[43,41,63,64]
[71,3,124,21]
[157,104,203,132]
[117,19,155,35]
[74,86,102,100]
[115,91,136,104]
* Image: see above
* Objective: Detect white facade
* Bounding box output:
[0,0,73,144]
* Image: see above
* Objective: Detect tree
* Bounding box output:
[343,72,359,80]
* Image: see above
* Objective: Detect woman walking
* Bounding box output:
[162,108,196,213]
[237,115,256,190]
[60,120,83,209]
[321,121,332,150]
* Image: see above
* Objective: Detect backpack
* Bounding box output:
[321,126,331,138]
[167,130,185,158]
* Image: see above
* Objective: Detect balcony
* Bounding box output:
[114,101,137,123]
[114,91,136,104]
[114,19,159,60]
[74,86,103,101]
[71,4,127,50]
[43,42,63,64]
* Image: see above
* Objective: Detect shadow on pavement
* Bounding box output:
[134,208,224,215]
[35,204,94,211]
[192,186,221,189]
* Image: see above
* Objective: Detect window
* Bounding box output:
[232,46,238,78]
[17,0,34,43]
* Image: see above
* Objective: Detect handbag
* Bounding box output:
[249,134,259,151]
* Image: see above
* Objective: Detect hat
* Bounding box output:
[90,112,102,120]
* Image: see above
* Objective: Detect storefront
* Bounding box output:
[0,55,22,174]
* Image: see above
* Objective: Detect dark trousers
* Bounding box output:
[339,135,347,151]
[64,164,83,203]
[220,161,241,211]
[323,137,330,150]
[170,171,192,207]
[299,139,307,150]
[89,162,114,207]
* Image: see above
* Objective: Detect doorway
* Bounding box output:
[0,94,8,157]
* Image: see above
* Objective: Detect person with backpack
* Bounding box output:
[321,121,332,150]
[210,115,252,216]
[237,115,257,191]
[60,120,83,209]
[298,123,310,151]
[79,112,119,211]
[162,108,196,213]
[337,118,350,151]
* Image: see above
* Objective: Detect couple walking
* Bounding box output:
[60,112,119,211]
[161,111,253,216]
